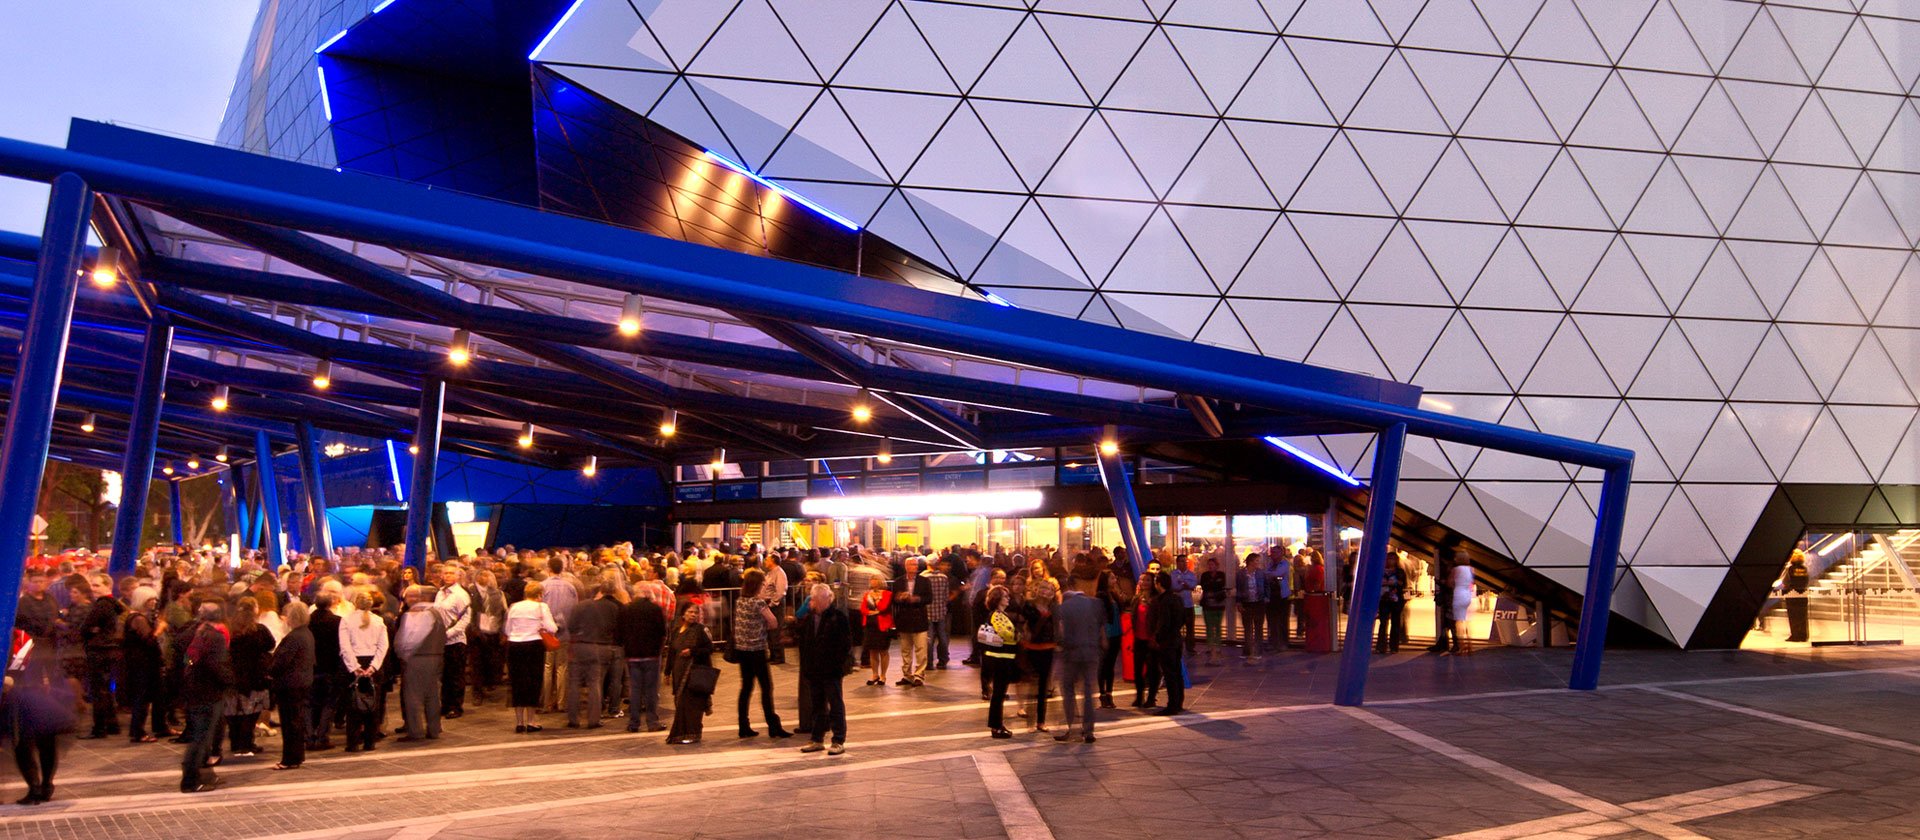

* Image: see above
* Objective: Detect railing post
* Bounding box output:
[0,173,91,646]
[405,377,445,571]
[1570,463,1632,690]
[1334,422,1406,707]
[255,430,287,568]
[109,317,172,576]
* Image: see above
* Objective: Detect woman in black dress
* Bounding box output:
[665,604,714,745]
[225,599,275,757]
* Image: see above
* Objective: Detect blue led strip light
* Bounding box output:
[528,0,587,61]
[315,65,334,121]
[1264,436,1362,487]
[701,151,861,231]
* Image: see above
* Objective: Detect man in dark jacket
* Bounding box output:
[1147,572,1187,716]
[180,603,234,793]
[891,557,933,687]
[307,593,345,750]
[616,592,668,732]
[794,584,850,755]
[269,602,316,769]
[77,574,126,739]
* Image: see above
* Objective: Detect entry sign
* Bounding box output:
[31,515,46,536]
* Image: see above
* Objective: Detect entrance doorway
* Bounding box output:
[1743,530,1918,648]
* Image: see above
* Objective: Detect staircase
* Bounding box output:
[1782,532,1920,628]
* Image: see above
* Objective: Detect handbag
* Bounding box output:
[350,676,379,713]
[683,664,721,697]
[539,630,560,651]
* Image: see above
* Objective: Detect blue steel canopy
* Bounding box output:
[0,120,1632,698]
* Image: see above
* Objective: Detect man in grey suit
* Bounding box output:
[394,585,446,741]
[1054,555,1108,744]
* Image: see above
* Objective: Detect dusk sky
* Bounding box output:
[0,0,259,234]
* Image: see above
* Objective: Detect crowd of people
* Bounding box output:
[3,536,1475,806]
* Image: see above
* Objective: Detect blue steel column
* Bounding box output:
[220,469,242,558]
[1334,423,1406,707]
[1570,463,1633,690]
[404,377,445,571]
[108,318,173,576]
[0,172,90,646]
[1095,447,1148,578]
[254,430,286,567]
[242,464,263,550]
[295,419,334,561]
[168,479,185,546]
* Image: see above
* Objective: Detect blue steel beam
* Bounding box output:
[1333,422,1406,707]
[168,479,185,546]
[0,128,1633,684]
[108,319,173,575]
[1571,464,1633,690]
[742,317,982,448]
[158,210,806,458]
[253,430,286,567]
[295,419,335,561]
[0,173,89,650]
[1095,447,1149,579]
[405,377,444,571]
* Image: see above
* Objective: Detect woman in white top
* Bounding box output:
[1448,558,1475,656]
[504,580,558,732]
[338,591,389,752]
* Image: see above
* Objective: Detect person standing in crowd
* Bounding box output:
[433,566,471,720]
[76,574,124,740]
[794,584,849,755]
[1096,567,1124,709]
[15,571,56,643]
[1266,548,1293,653]
[470,570,508,704]
[859,573,893,686]
[1782,550,1811,642]
[923,557,952,670]
[1168,556,1198,655]
[666,604,714,745]
[1054,557,1105,744]
[891,556,932,687]
[565,580,620,730]
[977,585,1020,739]
[1020,575,1059,733]
[963,557,994,667]
[225,599,275,758]
[761,554,789,666]
[503,580,556,733]
[1428,549,1457,654]
[307,591,344,751]
[339,591,389,753]
[121,587,165,743]
[7,627,68,804]
[1235,554,1267,663]
[180,602,233,793]
[731,569,790,738]
[541,558,577,713]
[617,579,668,733]
[1447,556,1475,656]
[270,602,315,770]
[394,585,447,742]
[1148,571,1187,716]
[1198,557,1227,665]
[1376,559,1406,655]
[1130,572,1161,707]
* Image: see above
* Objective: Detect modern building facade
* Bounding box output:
[217,0,1920,649]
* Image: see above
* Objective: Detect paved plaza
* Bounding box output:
[4,641,1919,839]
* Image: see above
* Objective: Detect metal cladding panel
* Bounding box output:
[516,0,1920,647]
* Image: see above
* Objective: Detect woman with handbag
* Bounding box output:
[225,599,276,757]
[977,586,1020,740]
[666,604,715,745]
[504,580,559,733]
[339,591,389,753]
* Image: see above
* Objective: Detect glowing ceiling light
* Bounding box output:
[1099,424,1119,457]
[90,246,122,288]
[216,445,229,463]
[851,389,873,423]
[447,329,472,365]
[710,447,726,470]
[312,359,332,390]
[875,437,893,465]
[659,409,677,438]
[518,422,535,448]
[582,454,597,477]
[80,413,96,433]
[801,490,1044,518]
[211,385,230,412]
[186,458,201,470]
[161,462,175,476]
[618,293,644,336]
